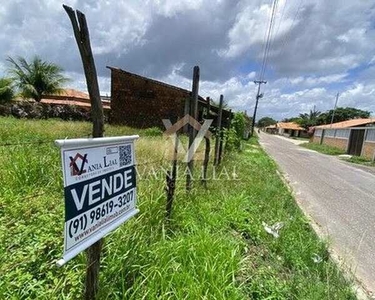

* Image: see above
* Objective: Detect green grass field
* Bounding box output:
[0,117,355,299]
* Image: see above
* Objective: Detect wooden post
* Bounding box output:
[186,66,200,191]
[214,95,223,165]
[166,134,178,219]
[201,97,211,187]
[63,5,104,300]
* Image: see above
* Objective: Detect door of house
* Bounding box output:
[348,129,365,156]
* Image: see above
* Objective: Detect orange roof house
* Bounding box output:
[277,122,304,131]
[316,118,375,129]
[41,89,111,110]
[276,122,308,138]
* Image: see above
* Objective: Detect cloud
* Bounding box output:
[1,0,375,120]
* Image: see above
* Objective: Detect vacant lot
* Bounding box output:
[0,117,355,299]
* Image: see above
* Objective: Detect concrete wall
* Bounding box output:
[322,137,348,151]
[362,142,375,160]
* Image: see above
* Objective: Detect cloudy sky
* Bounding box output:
[1,0,375,120]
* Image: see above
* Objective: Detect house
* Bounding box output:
[265,124,277,134]
[312,118,375,159]
[41,89,111,110]
[275,122,308,138]
[107,66,233,129]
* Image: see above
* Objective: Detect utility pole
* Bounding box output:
[251,80,267,136]
[330,92,340,127]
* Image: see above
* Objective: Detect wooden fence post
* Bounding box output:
[63,5,104,300]
[219,109,231,164]
[186,66,200,191]
[166,134,178,219]
[214,95,223,165]
[201,97,211,187]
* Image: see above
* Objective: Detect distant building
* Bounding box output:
[312,118,375,159]
[264,124,277,134]
[265,122,308,138]
[41,89,111,110]
[107,66,233,129]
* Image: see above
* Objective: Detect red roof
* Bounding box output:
[277,122,304,130]
[316,118,375,129]
[41,89,110,110]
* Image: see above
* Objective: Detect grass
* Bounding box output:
[342,155,375,167]
[301,142,346,155]
[0,116,356,299]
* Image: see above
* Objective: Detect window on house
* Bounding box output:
[315,129,322,137]
[365,129,375,142]
[335,129,350,139]
[325,129,335,137]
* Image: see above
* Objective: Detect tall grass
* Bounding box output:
[0,117,355,299]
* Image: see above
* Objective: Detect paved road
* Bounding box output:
[259,132,375,297]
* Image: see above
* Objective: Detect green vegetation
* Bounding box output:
[284,106,371,129]
[257,116,277,128]
[0,77,14,104]
[297,108,321,129]
[7,56,69,102]
[343,156,375,167]
[301,142,346,155]
[143,126,163,136]
[0,117,355,299]
[225,112,246,150]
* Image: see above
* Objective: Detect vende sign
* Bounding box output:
[55,135,139,266]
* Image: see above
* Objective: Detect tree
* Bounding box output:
[0,78,14,104]
[297,108,321,129]
[257,116,277,128]
[7,56,69,102]
[282,117,302,123]
[317,107,371,125]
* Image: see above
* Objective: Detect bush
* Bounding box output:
[0,78,14,104]
[225,113,246,151]
[144,126,163,136]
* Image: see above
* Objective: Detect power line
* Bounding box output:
[274,0,287,39]
[278,0,304,66]
[259,0,279,81]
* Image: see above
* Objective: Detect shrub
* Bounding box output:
[225,113,246,151]
[144,127,163,136]
[0,78,15,104]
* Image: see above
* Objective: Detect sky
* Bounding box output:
[1,0,375,120]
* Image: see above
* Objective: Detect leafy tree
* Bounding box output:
[297,108,321,129]
[257,116,277,128]
[317,107,371,125]
[0,77,14,104]
[7,56,69,102]
[281,117,302,123]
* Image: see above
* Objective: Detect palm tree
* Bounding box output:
[0,77,14,104]
[297,108,321,129]
[7,56,69,102]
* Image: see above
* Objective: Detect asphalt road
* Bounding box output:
[259,132,375,297]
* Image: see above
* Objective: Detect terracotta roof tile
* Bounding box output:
[316,118,375,129]
[277,122,304,130]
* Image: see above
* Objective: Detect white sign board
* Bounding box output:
[55,135,139,266]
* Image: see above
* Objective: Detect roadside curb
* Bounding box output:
[258,135,373,300]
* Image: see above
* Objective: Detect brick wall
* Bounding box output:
[322,137,348,151]
[362,142,375,160]
[312,136,321,143]
[110,68,188,128]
